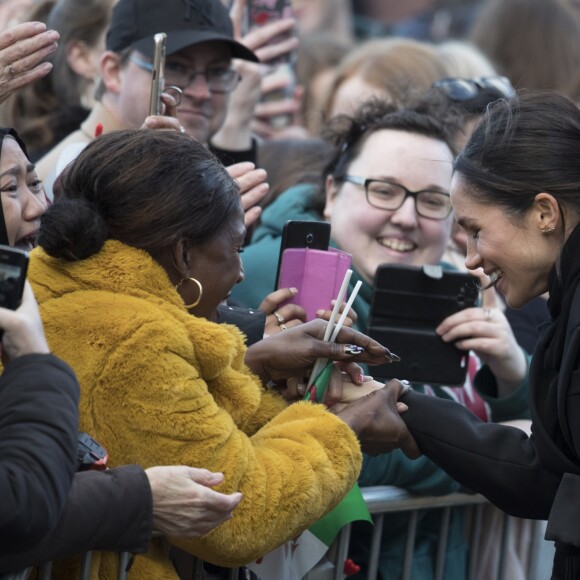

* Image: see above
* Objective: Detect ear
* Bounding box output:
[99,51,124,95]
[66,40,95,80]
[532,192,560,232]
[322,175,339,220]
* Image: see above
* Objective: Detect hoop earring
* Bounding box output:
[175,277,203,309]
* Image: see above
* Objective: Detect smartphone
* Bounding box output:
[274,220,331,289]
[367,264,479,385]
[148,32,167,117]
[0,245,28,310]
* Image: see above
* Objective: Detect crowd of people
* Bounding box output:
[1,1,580,580]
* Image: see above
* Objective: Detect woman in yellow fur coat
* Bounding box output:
[29,129,413,579]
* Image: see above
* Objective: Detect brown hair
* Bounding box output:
[322,37,448,120]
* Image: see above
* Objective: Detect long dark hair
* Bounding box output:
[453,91,580,232]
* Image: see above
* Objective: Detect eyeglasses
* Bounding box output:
[130,55,241,94]
[433,76,515,113]
[343,175,453,220]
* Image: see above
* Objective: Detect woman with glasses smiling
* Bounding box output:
[231,97,530,579]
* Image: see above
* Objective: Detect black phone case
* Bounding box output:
[368,264,479,385]
[274,220,331,289]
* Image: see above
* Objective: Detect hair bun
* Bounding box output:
[38,199,108,261]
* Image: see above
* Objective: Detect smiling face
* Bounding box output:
[186,205,246,320]
[450,174,561,308]
[324,129,454,285]
[0,137,48,250]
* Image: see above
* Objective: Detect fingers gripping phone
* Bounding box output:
[148,33,167,116]
[0,245,28,310]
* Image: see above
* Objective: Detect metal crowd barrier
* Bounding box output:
[2,486,549,580]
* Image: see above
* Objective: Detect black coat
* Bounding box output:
[0,465,152,573]
[0,354,79,556]
[400,225,580,576]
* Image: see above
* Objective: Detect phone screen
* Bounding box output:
[0,246,28,310]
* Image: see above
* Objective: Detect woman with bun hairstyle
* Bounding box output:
[29,128,413,579]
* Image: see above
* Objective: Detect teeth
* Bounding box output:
[489,270,503,283]
[379,238,415,252]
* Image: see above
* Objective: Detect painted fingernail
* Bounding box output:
[345,345,364,355]
[386,350,401,362]
[289,287,298,295]
[316,309,326,316]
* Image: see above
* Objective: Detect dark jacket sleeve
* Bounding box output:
[0,465,153,572]
[0,353,79,554]
[400,390,562,520]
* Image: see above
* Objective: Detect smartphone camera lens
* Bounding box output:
[305,233,314,244]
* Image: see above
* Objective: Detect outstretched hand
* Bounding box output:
[146,466,243,538]
[0,21,59,105]
[244,318,398,385]
[331,379,420,458]
[226,162,269,228]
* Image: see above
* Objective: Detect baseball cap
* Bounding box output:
[107,0,259,62]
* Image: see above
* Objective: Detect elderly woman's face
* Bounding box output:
[187,205,246,320]
[324,129,454,285]
[0,137,47,250]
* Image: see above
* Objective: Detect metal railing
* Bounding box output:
[2,487,549,580]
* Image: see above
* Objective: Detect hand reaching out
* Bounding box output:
[146,466,243,538]
[226,162,269,228]
[0,21,59,105]
[331,380,420,458]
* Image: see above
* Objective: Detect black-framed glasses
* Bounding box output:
[130,55,241,94]
[344,175,453,220]
[433,76,515,113]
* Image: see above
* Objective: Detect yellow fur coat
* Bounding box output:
[29,240,362,579]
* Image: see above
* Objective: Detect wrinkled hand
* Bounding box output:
[146,466,243,538]
[436,275,527,396]
[259,287,307,336]
[331,380,420,458]
[0,281,50,362]
[245,318,397,385]
[0,22,59,105]
[226,162,268,227]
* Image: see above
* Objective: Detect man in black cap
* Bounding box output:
[37,0,294,205]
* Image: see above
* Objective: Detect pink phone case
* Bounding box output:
[277,247,352,321]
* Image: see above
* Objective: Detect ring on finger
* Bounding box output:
[483,307,493,321]
[7,65,16,75]
[273,310,285,325]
